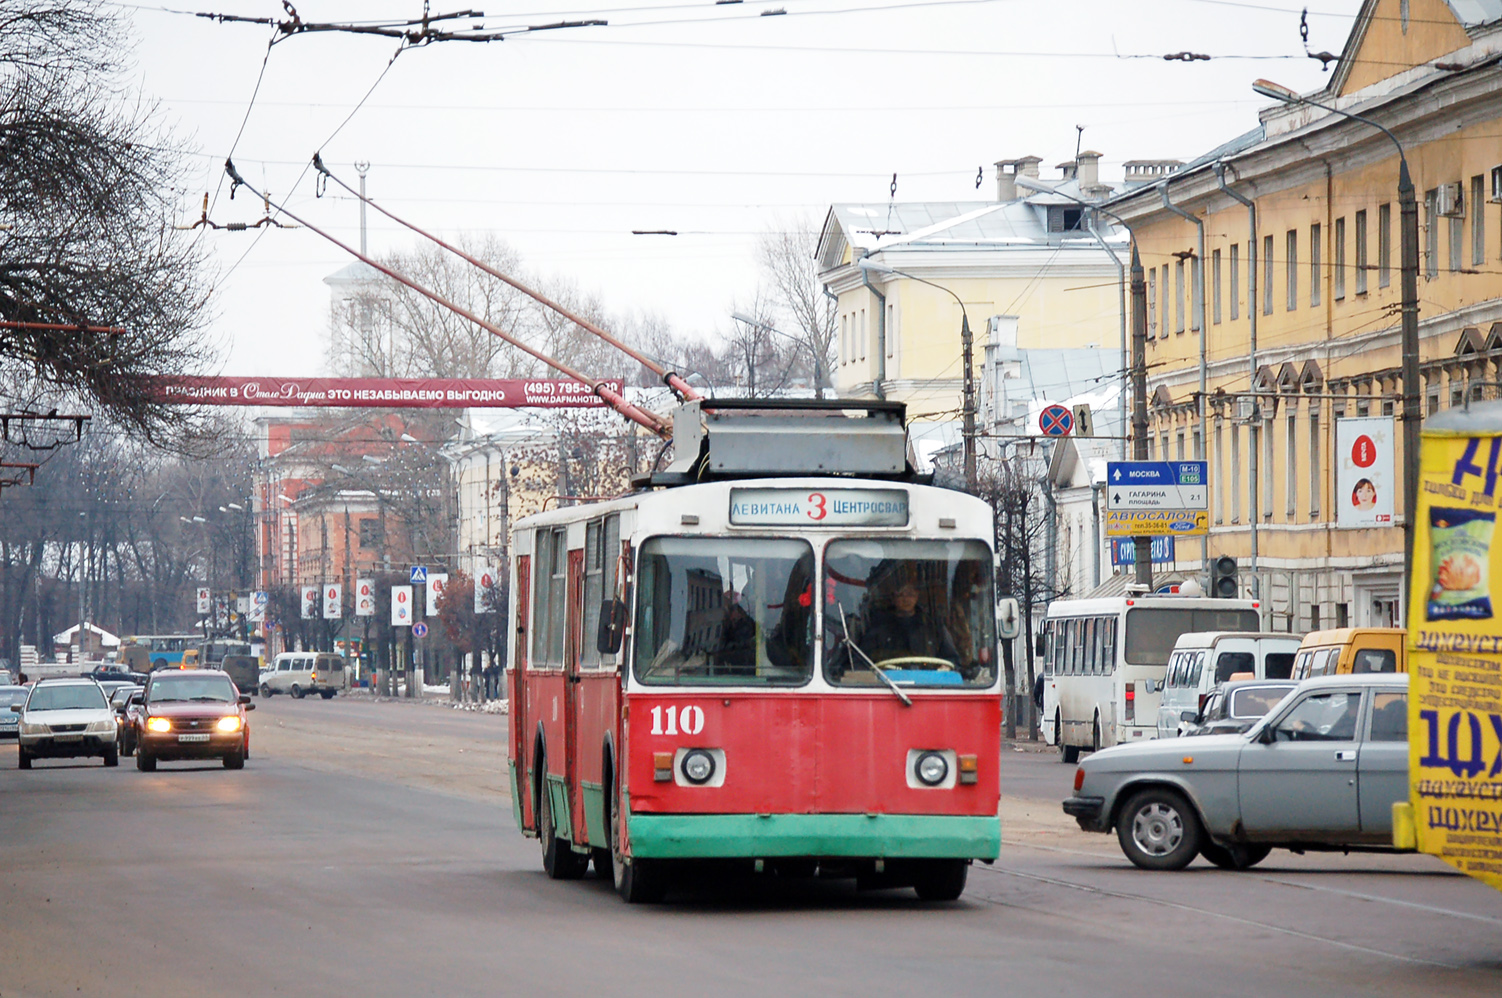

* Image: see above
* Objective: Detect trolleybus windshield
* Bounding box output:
[633,537,815,686]
[823,539,996,689]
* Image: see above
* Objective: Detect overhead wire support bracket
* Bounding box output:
[310,153,701,404]
[194,4,606,46]
[225,158,672,439]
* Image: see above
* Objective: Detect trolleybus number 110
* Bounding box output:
[649,705,706,736]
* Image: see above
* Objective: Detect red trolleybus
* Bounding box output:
[508,400,1001,902]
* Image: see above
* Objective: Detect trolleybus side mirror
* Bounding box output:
[596,598,627,655]
[1034,633,1046,659]
[996,598,1021,640]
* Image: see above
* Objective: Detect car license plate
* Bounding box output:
[177,733,211,743]
[54,733,82,742]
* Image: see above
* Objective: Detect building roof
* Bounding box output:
[52,623,120,647]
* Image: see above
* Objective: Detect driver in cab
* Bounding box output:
[860,580,961,667]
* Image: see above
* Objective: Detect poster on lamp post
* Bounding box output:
[355,578,375,616]
[426,573,449,616]
[391,585,412,626]
[323,583,342,619]
[475,567,497,614]
[1336,416,1396,528]
[300,585,319,619]
[196,587,211,614]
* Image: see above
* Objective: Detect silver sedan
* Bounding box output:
[1062,673,1409,870]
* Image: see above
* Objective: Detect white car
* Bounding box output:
[12,678,119,768]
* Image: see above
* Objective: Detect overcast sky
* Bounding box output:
[119,0,1360,378]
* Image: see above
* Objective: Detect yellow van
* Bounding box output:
[1290,627,1406,680]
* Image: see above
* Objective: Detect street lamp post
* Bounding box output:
[1252,79,1421,623]
[856,259,976,491]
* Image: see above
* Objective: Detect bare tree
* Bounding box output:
[0,1,213,441]
[757,222,836,397]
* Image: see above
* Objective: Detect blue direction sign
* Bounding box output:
[1038,404,1074,437]
[1105,461,1208,511]
[410,566,428,585]
[412,622,429,638]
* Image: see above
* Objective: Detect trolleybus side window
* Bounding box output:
[582,514,624,670]
[531,528,568,668]
[824,538,997,689]
[1102,617,1117,672]
[634,537,814,686]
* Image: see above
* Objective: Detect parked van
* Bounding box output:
[1291,627,1406,680]
[1156,632,1302,737]
[260,652,349,699]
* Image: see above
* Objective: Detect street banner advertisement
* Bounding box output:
[392,585,412,626]
[196,587,211,614]
[426,573,449,617]
[1336,416,1395,528]
[355,578,375,616]
[300,586,318,619]
[323,583,342,619]
[475,567,497,614]
[1109,536,1176,566]
[1103,509,1208,537]
[153,377,624,409]
[1405,412,1502,894]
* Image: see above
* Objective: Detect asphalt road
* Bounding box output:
[2,702,1501,997]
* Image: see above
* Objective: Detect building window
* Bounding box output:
[1230,243,1240,320]
[1310,223,1322,308]
[1162,265,1171,337]
[1212,249,1222,324]
[1309,409,1321,519]
[1262,417,1274,521]
[840,313,848,365]
[1474,175,1487,267]
[1230,421,1241,523]
[1428,390,1440,416]
[1450,210,1464,273]
[1378,203,1392,288]
[1263,234,1275,315]
[1452,383,1465,409]
[859,308,866,361]
[1175,259,1186,333]
[1334,217,1346,300]
[887,303,895,358]
[1147,435,1156,460]
[1176,430,1185,460]
[1214,418,1225,524]
[1286,229,1298,311]
[1425,189,1439,278]
[1147,268,1157,339]
[1286,407,1298,518]
[1161,432,1171,461]
[1355,211,1368,295]
[358,518,381,550]
[1192,427,1202,461]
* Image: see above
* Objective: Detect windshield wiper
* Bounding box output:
[836,604,911,707]
[188,696,229,702]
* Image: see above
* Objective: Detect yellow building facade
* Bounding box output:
[1110,0,1502,629]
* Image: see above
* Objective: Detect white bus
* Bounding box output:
[1040,596,1261,761]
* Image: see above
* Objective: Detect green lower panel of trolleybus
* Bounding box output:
[626,812,1001,860]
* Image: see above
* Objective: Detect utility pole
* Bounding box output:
[1398,160,1421,624]
[961,311,977,492]
[1130,245,1152,588]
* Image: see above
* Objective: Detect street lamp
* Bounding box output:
[856,258,977,491]
[730,311,829,398]
[1252,78,1421,623]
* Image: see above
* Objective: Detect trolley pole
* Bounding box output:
[1130,244,1153,588]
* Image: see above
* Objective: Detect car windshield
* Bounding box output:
[633,537,815,686]
[1228,685,1296,719]
[0,688,27,706]
[824,538,997,689]
[27,685,108,711]
[149,677,236,703]
[1124,608,1262,667]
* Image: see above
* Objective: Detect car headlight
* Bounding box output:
[915,751,950,787]
[20,720,46,736]
[146,716,172,733]
[87,719,115,734]
[680,749,716,786]
[216,716,242,732]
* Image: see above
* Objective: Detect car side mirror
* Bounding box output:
[996,597,1021,640]
[596,598,627,655]
[238,694,252,705]
[115,704,128,714]
[1180,710,1198,723]
[244,702,256,711]
[8,704,21,713]
[1258,725,1277,744]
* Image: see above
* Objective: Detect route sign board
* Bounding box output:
[412,622,429,639]
[1104,509,1209,537]
[1038,404,1074,437]
[410,566,427,585]
[1105,461,1208,511]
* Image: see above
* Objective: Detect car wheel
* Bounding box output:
[260,684,272,698]
[912,859,969,901]
[103,744,119,767]
[321,690,335,700]
[291,684,303,700]
[17,748,31,770]
[136,750,156,772]
[1200,842,1271,870]
[1116,787,1202,871]
[539,771,588,880]
[1059,711,1080,764]
[223,750,245,770]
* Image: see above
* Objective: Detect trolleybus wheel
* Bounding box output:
[1058,711,1079,764]
[1199,841,1270,870]
[1116,787,1201,871]
[912,859,968,901]
[607,769,665,903]
[539,770,588,880]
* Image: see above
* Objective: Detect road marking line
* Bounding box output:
[979,864,1460,969]
[1255,875,1502,927]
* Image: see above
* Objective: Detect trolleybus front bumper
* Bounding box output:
[626,812,1001,860]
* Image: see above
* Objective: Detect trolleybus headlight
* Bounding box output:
[915,751,949,787]
[681,749,716,785]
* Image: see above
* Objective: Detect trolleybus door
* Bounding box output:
[512,555,533,830]
[564,547,587,845]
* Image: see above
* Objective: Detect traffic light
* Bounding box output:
[1211,556,1239,599]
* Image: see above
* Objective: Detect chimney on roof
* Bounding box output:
[994,156,1043,201]
[1057,160,1078,181]
[1017,156,1042,179]
[1077,150,1102,192]
[1123,159,1184,188]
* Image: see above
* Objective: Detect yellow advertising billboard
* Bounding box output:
[1405,405,1502,894]
[1103,510,1209,538]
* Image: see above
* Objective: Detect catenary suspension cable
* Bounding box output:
[312,155,702,402]
[222,159,672,439]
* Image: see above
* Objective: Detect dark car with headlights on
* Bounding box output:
[1181,679,1298,737]
[134,669,254,771]
[1063,673,1409,871]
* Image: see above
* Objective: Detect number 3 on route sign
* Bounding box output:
[1039,404,1074,437]
[412,622,428,639]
